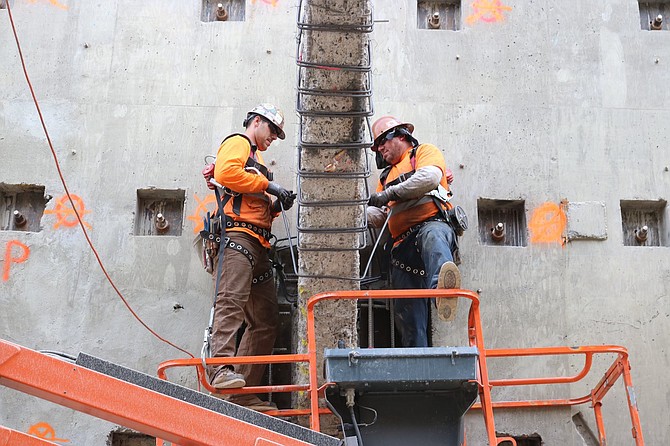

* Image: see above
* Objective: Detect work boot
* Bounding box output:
[436,261,461,322]
[210,367,246,389]
[228,395,278,412]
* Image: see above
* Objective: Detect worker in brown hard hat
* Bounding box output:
[201,103,295,411]
[368,115,466,347]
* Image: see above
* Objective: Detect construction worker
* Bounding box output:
[368,115,464,348]
[201,103,295,411]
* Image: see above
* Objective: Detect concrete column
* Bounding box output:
[293,0,373,408]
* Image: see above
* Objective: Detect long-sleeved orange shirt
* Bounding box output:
[377,143,451,239]
[214,134,274,248]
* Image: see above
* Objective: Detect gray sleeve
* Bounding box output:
[387,165,442,200]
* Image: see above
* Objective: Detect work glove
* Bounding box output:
[267,182,293,204]
[202,163,216,190]
[271,193,296,213]
[265,181,296,210]
[368,188,398,208]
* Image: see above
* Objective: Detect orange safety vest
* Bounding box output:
[378,143,453,240]
[213,134,275,247]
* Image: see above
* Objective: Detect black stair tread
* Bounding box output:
[76,353,340,446]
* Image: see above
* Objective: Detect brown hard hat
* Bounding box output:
[371,115,414,151]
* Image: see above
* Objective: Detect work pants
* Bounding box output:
[391,220,457,347]
[209,231,278,391]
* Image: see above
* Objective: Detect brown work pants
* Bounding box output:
[209,231,278,396]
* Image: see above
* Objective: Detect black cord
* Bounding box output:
[348,405,364,446]
[324,393,347,440]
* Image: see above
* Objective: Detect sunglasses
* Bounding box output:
[261,117,280,136]
[373,128,401,149]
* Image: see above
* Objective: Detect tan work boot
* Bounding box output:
[210,367,246,389]
[437,261,461,321]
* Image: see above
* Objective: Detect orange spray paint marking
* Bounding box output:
[466,0,512,25]
[44,195,92,230]
[26,0,68,10]
[187,193,218,234]
[528,202,567,244]
[2,240,30,282]
[27,422,70,443]
[252,0,280,6]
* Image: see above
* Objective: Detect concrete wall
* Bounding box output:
[1,0,668,444]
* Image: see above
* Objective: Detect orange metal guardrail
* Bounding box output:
[158,288,645,445]
[157,289,494,437]
[471,345,644,445]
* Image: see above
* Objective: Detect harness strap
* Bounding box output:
[390,256,426,277]
[379,147,417,187]
[221,236,274,284]
[220,133,273,216]
[231,195,243,216]
[224,215,272,241]
[390,230,425,277]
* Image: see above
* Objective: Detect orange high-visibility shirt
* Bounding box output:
[214,135,274,248]
[377,143,450,239]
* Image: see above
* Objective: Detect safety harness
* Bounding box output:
[380,145,462,276]
[219,133,274,216]
[379,145,453,242]
[199,133,274,282]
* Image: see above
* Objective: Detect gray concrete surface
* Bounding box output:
[0,0,668,444]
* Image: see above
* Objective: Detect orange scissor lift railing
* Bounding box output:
[157,289,645,446]
[0,289,646,446]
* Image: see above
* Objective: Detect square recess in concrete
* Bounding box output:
[134,189,185,236]
[201,0,245,22]
[639,2,670,31]
[477,199,527,247]
[418,0,461,30]
[0,183,47,233]
[566,201,608,241]
[498,434,542,446]
[620,199,667,247]
[108,430,154,446]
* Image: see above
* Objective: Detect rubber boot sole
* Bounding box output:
[437,261,461,322]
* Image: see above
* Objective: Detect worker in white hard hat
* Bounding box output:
[368,115,466,347]
[200,103,294,412]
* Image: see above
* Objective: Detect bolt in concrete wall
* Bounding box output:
[1,0,669,444]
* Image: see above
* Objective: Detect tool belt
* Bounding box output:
[390,230,426,277]
[223,216,272,242]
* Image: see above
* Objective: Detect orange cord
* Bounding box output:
[5,2,198,368]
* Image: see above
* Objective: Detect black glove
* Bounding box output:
[368,188,398,208]
[271,193,296,213]
[267,182,296,209]
[282,192,296,209]
[267,181,290,200]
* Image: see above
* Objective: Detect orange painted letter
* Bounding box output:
[3,240,30,282]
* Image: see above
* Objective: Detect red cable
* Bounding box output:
[5,1,196,363]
